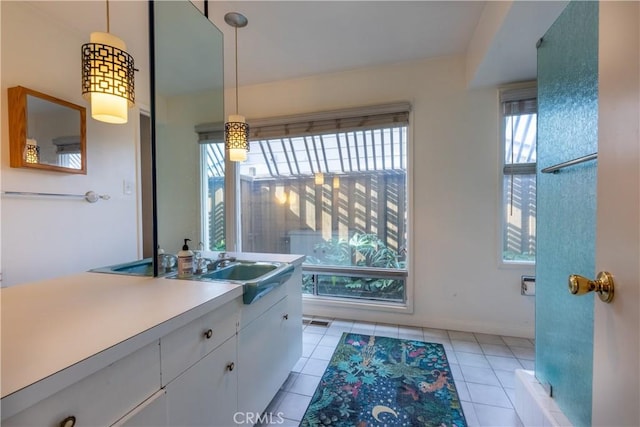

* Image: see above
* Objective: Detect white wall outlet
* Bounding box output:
[123,180,134,195]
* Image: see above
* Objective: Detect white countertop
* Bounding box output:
[0,251,304,417]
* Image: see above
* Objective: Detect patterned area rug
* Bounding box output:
[300,333,467,427]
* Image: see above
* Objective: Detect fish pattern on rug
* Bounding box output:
[300,333,467,427]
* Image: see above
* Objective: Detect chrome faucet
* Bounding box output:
[210,252,237,270]
[158,253,178,274]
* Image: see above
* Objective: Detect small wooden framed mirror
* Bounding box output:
[8,86,87,174]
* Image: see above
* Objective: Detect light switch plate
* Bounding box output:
[123,180,134,195]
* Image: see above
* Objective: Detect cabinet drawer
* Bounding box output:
[161,301,238,385]
[4,341,161,427]
[112,389,167,427]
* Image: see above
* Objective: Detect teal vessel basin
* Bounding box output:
[200,262,278,281]
[188,261,294,304]
[90,258,154,276]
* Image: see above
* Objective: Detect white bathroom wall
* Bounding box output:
[234,55,536,337]
[0,1,149,286]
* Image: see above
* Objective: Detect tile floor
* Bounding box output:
[261,317,535,426]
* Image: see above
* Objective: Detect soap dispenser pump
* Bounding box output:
[177,238,194,278]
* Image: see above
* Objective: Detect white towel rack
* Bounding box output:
[1,190,110,203]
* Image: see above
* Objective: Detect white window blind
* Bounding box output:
[501,86,537,175]
[247,102,410,140]
[194,102,410,144]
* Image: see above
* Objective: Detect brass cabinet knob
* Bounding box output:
[568,271,615,303]
[204,329,213,339]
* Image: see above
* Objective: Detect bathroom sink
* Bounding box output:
[90,258,154,276]
[188,261,294,304]
[200,262,278,281]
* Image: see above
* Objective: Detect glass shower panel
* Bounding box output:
[536,2,598,426]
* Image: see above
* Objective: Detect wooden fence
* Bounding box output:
[207,172,406,257]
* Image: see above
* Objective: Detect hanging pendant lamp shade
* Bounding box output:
[81,1,135,124]
[226,114,249,162]
[25,139,39,164]
[224,12,249,162]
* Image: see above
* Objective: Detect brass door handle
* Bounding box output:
[568,271,615,303]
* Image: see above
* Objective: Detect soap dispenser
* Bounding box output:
[177,238,194,278]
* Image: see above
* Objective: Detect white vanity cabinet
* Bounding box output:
[3,341,162,427]
[160,299,239,426]
[165,335,238,427]
[160,299,238,385]
[1,255,303,427]
[238,297,291,419]
[237,266,303,422]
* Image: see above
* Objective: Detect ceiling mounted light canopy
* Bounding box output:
[224,12,249,162]
[81,0,135,124]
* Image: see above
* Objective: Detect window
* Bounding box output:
[58,153,82,169]
[53,136,82,170]
[200,103,410,304]
[501,86,537,263]
[201,142,226,251]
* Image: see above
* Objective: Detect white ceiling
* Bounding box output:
[207,1,568,89]
[207,1,486,87]
[20,1,568,90]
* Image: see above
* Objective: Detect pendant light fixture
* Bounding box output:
[224,12,249,162]
[81,0,135,124]
[24,139,39,164]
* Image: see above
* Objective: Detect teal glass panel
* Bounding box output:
[536,2,598,426]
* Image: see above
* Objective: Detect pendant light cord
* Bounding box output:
[234,26,239,115]
[106,0,110,33]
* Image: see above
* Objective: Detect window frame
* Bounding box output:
[499,84,537,267]
[197,103,415,312]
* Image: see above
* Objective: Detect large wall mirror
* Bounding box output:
[150,1,225,275]
[8,86,86,174]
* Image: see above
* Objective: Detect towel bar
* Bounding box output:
[541,153,597,174]
[1,190,110,203]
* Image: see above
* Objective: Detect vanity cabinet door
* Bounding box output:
[237,297,291,420]
[165,336,237,427]
[283,267,303,371]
